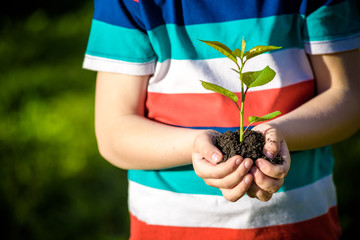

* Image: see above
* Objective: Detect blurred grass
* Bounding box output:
[0,1,359,240]
[333,131,360,239]
[0,2,129,240]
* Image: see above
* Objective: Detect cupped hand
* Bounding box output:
[247,123,291,201]
[192,130,253,202]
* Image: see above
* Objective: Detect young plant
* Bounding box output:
[200,38,282,142]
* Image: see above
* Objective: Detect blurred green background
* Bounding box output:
[1,1,359,239]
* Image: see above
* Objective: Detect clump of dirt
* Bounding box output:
[215,130,284,164]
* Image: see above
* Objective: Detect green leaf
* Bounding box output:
[248,111,281,123]
[241,37,246,58]
[244,45,282,60]
[242,66,276,88]
[200,80,238,103]
[199,40,237,63]
[232,48,242,59]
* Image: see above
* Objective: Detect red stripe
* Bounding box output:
[129,206,341,240]
[146,80,315,128]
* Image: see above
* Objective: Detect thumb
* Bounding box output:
[262,128,281,159]
[194,131,223,164]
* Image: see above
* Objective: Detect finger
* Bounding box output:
[247,181,273,202]
[220,173,253,202]
[204,158,253,189]
[193,153,242,179]
[255,158,288,179]
[193,131,222,164]
[255,141,291,179]
[250,166,284,194]
[246,189,255,198]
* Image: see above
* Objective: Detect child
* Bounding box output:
[84,0,360,239]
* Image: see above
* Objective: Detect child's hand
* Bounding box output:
[247,123,291,201]
[192,130,254,202]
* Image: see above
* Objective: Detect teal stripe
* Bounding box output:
[129,165,222,196]
[85,20,156,63]
[86,15,304,63]
[128,146,334,195]
[303,1,360,41]
[149,14,304,62]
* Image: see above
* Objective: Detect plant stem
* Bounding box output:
[243,120,253,135]
[240,96,245,142]
[238,58,245,143]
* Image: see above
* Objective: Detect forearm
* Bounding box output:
[268,50,360,151]
[269,87,360,151]
[96,114,203,170]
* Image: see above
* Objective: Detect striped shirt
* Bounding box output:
[83,0,360,239]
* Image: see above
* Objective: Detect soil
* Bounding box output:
[214,130,284,164]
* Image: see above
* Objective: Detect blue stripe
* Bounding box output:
[128,146,334,196]
[189,126,240,134]
[93,0,141,30]
[300,0,346,16]
[93,0,345,30]
[139,0,303,30]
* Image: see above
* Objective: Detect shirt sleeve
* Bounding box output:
[83,0,156,75]
[301,0,360,54]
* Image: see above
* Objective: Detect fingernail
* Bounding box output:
[244,159,251,169]
[245,175,251,185]
[255,159,262,168]
[235,158,242,166]
[211,153,220,163]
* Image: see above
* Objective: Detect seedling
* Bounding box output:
[200,38,282,143]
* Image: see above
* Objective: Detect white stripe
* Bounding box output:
[304,33,360,55]
[148,48,313,94]
[129,175,337,229]
[83,54,156,75]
